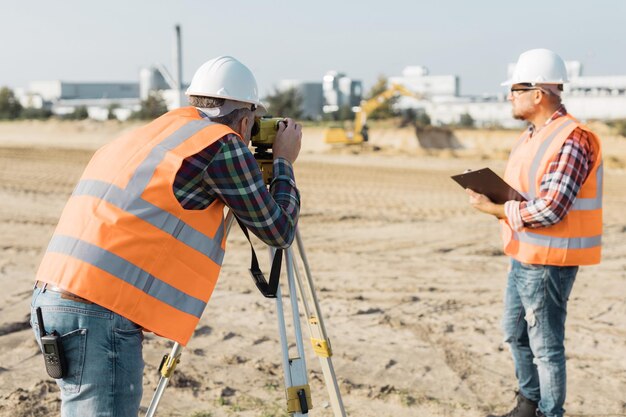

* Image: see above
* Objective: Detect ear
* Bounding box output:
[533,90,544,105]
[238,115,249,136]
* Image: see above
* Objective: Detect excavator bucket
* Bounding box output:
[323,128,363,145]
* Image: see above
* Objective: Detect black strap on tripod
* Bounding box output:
[235,216,283,298]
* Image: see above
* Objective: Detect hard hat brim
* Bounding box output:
[185,89,267,116]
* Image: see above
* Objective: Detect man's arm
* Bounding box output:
[467,128,593,228]
[466,188,506,219]
[203,137,300,248]
[507,128,593,230]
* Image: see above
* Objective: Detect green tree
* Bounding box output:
[0,87,23,120]
[337,104,354,121]
[131,92,168,120]
[366,75,397,120]
[415,110,431,127]
[458,112,475,128]
[74,106,89,120]
[107,102,120,120]
[20,107,52,120]
[62,105,89,120]
[264,87,302,118]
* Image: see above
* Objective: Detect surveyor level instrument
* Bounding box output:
[145,213,347,417]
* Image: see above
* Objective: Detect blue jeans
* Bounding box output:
[30,285,144,417]
[502,259,578,417]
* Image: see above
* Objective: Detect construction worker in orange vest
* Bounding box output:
[466,49,602,417]
[30,56,302,416]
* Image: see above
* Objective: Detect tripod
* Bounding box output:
[145,215,346,417]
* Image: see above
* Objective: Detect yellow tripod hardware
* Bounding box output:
[286,384,313,414]
[158,352,181,379]
[145,217,347,417]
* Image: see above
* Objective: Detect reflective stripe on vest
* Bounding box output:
[72,179,225,265]
[572,162,603,211]
[527,119,575,199]
[512,231,602,249]
[44,117,226,323]
[61,118,226,264]
[523,117,602,212]
[48,235,206,318]
[514,118,602,252]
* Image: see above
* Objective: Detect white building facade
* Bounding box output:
[392,61,626,128]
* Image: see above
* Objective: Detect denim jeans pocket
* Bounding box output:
[519,262,544,270]
[557,266,578,303]
[514,261,548,317]
[113,323,144,351]
[57,328,87,394]
[114,326,143,338]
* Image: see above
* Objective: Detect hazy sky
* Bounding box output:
[1,0,624,97]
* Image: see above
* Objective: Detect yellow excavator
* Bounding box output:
[323,83,423,144]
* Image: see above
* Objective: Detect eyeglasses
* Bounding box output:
[510,87,540,96]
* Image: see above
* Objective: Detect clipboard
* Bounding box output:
[451,168,525,204]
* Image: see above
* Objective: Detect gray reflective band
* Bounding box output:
[48,235,207,318]
[128,120,214,194]
[71,118,226,265]
[528,119,575,199]
[512,231,601,249]
[572,162,603,211]
[73,180,225,265]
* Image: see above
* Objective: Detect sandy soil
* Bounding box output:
[0,120,624,417]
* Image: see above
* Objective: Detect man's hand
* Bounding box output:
[466,188,506,219]
[273,118,302,164]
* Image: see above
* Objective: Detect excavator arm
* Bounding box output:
[324,83,422,144]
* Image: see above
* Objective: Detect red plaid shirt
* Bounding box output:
[504,106,595,230]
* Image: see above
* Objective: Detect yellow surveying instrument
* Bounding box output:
[145,211,347,417]
[251,116,284,184]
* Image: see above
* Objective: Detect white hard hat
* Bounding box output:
[186,55,266,113]
[501,48,569,86]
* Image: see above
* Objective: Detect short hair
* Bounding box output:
[188,95,252,130]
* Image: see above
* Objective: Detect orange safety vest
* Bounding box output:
[501,114,603,266]
[36,107,237,345]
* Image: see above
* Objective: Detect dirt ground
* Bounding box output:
[0,120,624,417]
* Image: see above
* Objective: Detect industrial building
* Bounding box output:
[15,65,185,121]
[392,61,626,127]
[13,56,626,125]
[389,66,459,98]
[322,71,363,114]
[277,80,324,120]
[276,71,364,120]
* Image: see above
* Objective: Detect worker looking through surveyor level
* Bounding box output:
[30,55,302,416]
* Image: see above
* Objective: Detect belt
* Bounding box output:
[35,281,93,305]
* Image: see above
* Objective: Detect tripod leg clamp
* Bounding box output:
[286,384,313,414]
[158,353,181,378]
[310,338,332,358]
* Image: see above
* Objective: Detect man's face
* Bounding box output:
[508,83,540,121]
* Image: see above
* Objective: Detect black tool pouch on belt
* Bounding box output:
[235,217,282,298]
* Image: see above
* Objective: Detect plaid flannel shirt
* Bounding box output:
[504,105,595,231]
[173,109,300,248]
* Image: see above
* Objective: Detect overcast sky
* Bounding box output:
[1,0,624,97]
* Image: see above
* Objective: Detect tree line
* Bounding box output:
[16,82,619,131]
[0,87,169,121]
[1,83,471,128]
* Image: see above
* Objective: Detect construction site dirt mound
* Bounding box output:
[415,126,464,149]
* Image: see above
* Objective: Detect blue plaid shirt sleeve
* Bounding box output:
[202,136,300,248]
